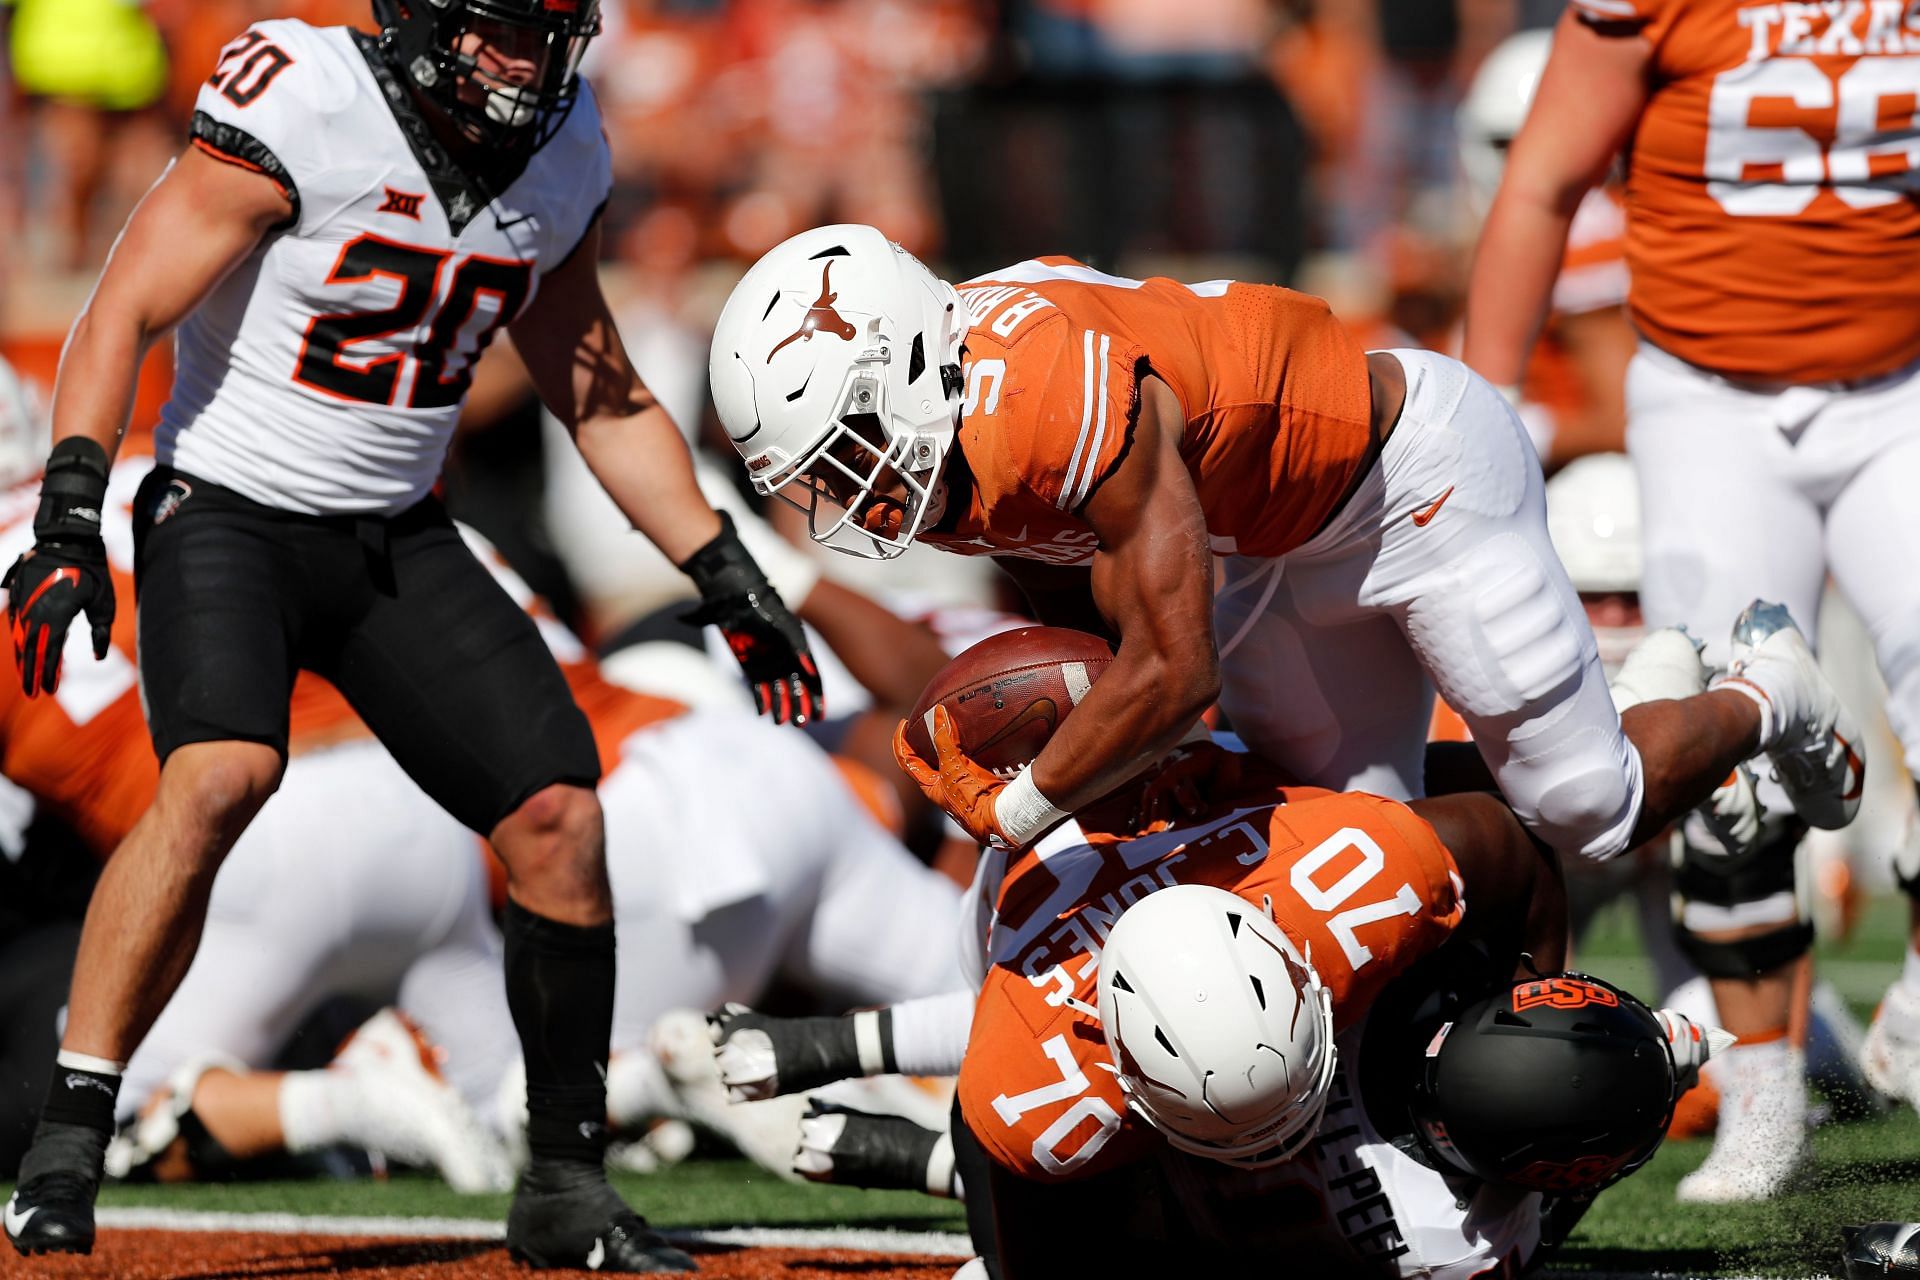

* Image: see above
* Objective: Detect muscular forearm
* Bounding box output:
[572,406,722,564]
[48,307,150,460]
[1028,644,1217,813]
[1461,188,1579,388]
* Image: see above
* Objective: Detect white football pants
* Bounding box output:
[1215,348,1644,860]
[1628,342,1920,781]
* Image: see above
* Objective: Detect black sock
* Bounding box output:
[504,900,615,1170]
[39,1062,120,1135]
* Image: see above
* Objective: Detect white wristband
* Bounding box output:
[994,767,1070,848]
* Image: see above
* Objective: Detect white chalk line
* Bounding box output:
[94,1206,975,1258]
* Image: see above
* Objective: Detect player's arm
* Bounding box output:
[1026,380,1218,817]
[7,147,289,697]
[991,558,1117,643]
[512,217,822,722]
[1460,9,1650,387]
[1409,793,1568,972]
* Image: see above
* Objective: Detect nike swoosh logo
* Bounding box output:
[586,1237,606,1270]
[974,697,1059,771]
[1410,486,1454,528]
[5,1193,37,1237]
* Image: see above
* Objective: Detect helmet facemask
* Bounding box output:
[375,0,600,156]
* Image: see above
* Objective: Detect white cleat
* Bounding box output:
[1610,626,1708,712]
[649,1009,809,1182]
[333,1009,514,1194]
[1863,982,1920,1108]
[1716,601,1864,831]
[1611,626,1765,854]
[1674,1042,1809,1204]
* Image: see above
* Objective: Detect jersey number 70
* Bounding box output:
[294,235,533,409]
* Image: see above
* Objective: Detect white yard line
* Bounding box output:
[90,1207,1831,1276]
[93,1206,975,1257]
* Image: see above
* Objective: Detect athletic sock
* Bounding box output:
[1902,945,1920,999]
[279,1069,353,1153]
[504,899,615,1172]
[38,1051,123,1135]
[887,991,976,1078]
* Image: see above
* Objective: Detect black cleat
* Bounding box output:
[1843,1223,1920,1278]
[507,1175,695,1273]
[5,1171,98,1257]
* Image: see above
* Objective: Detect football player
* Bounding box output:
[705,226,1862,894]
[2,1,818,1268]
[708,610,1848,1276]
[1460,0,1920,1203]
[0,449,963,1195]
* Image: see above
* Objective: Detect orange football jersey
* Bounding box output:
[1571,0,1920,383]
[957,777,1463,1182]
[925,260,1372,565]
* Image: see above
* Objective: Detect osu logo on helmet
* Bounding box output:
[1511,977,1620,1014]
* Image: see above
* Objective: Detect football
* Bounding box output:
[903,626,1115,775]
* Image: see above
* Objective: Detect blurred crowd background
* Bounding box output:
[0,0,1596,635]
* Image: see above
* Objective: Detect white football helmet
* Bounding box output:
[1457,29,1552,214]
[1097,884,1336,1169]
[1546,452,1641,595]
[709,224,966,560]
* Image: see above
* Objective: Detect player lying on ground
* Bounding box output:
[3,2,819,1266]
[708,225,1863,870]
[708,612,1848,1274]
[0,451,961,1191]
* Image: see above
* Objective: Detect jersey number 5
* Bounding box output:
[295,235,533,409]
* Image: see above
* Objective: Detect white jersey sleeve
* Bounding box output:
[188,20,368,239]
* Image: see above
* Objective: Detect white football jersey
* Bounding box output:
[159,20,612,515]
[1161,1026,1543,1278]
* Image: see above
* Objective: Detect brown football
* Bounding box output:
[904,627,1115,775]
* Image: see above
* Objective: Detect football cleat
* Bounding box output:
[1863,980,1920,1109]
[5,1121,107,1256]
[1608,626,1708,713]
[506,1174,694,1273]
[1842,1222,1920,1278]
[332,1008,513,1193]
[1716,601,1864,831]
[1674,1043,1809,1204]
[1612,627,1765,854]
[793,1100,957,1197]
[654,1010,809,1181]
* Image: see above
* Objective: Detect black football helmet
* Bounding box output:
[372,0,601,154]
[1408,972,1679,1195]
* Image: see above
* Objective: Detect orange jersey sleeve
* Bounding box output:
[926,262,1372,565]
[1575,0,1920,383]
[0,555,156,857]
[958,783,1463,1182]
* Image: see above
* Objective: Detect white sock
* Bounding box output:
[1902,944,1920,997]
[278,1069,356,1153]
[1713,676,1779,749]
[55,1050,126,1076]
[887,990,975,1078]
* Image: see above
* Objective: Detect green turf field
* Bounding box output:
[7,894,1915,1278]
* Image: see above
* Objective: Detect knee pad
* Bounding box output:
[1446,533,1589,717]
[1520,730,1643,862]
[1671,816,1813,979]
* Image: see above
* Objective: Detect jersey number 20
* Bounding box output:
[295,234,533,409]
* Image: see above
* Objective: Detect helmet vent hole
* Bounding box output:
[1226,911,1243,937]
[1111,971,1134,994]
[761,293,781,322]
[908,333,926,384]
[1154,1027,1178,1058]
[1494,1010,1528,1028]
[1250,975,1266,1009]
[809,246,851,259]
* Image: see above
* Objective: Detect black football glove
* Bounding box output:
[678,513,823,725]
[5,438,115,697]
